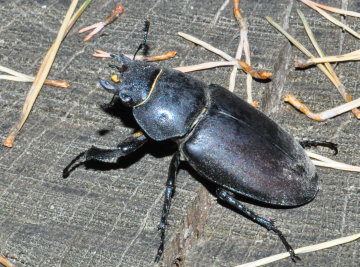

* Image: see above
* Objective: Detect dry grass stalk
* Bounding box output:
[178,32,234,61]
[266,16,360,119]
[174,61,238,72]
[3,0,89,148]
[0,255,16,267]
[236,232,360,267]
[284,94,360,121]
[79,3,124,42]
[297,9,360,118]
[230,0,253,101]
[177,32,271,79]
[125,51,177,62]
[308,151,360,172]
[295,49,360,65]
[300,0,360,39]
[92,49,111,58]
[0,65,69,87]
[93,50,177,62]
[304,0,360,17]
[175,60,272,80]
[66,0,93,35]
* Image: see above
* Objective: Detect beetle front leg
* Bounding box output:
[155,151,181,262]
[216,189,301,262]
[63,131,147,177]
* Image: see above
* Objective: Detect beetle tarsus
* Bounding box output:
[216,189,300,262]
[155,152,181,262]
[300,140,338,155]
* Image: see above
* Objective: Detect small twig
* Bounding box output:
[125,51,177,62]
[177,32,271,78]
[92,49,111,58]
[284,94,360,121]
[303,0,360,17]
[66,0,93,36]
[79,3,124,41]
[0,255,16,267]
[297,9,360,118]
[237,61,272,80]
[230,0,253,100]
[3,0,90,148]
[93,50,177,62]
[308,151,360,172]
[175,60,272,80]
[300,0,360,39]
[295,49,360,65]
[174,61,238,72]
[0,65,69,87]
[178,32,234,61]
[236,233,360,267]
[266,16,360,119]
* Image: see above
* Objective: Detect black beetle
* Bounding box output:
[64,53,337,262]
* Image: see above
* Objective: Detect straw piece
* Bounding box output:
[0,74,69,87]
[126,51,177,62]
[312,160,360,172]
[3,0,80,148]
[308,151,360,172]
[284,94,360,121]
[237,61,272,79]
[177,32,271,78]
[236,233,360,267]
[305,0,360,17]
[0,65,33,79]
[300,0,360,39]
[230,0,253,101]
[307,50,360,64]
[66,0,93,36]
[266,16,360,119]
[93,49,111,58]
[174,61,237,72]
[178,32,234,61]
[174,60,272,79]
[0,255,16,267]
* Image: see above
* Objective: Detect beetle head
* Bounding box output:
[98,54,161,107]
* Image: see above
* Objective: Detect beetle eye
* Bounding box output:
[119,91,134,106]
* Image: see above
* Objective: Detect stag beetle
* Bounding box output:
[64,53,337,262]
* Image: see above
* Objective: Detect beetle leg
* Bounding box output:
[216,189,301,262]
[300,140,338,155]
[63,132,147,177]
[155,151,181,262]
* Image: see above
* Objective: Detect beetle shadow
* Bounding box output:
[99,97,138,129]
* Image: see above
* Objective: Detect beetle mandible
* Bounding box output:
[64,53,337,262]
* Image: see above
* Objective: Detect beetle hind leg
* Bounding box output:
[155,152,181,262]
[216,189,301,262]
[300,140,338,155]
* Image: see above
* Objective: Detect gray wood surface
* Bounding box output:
[0,0,359,266]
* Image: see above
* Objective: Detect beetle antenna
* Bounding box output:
[133,20,150,59]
